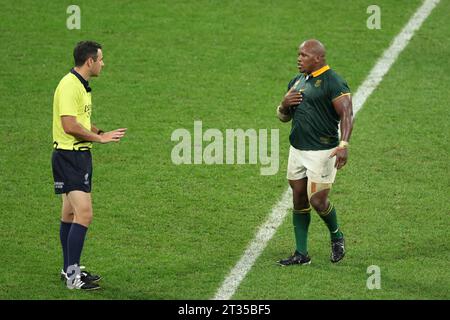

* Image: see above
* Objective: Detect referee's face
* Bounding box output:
[90,49,104,77]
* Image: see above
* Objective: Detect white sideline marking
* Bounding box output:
[352,0,440,114]
[213,0,440,300]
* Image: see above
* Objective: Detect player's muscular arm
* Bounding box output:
[61,116,126,143]
[333,94,353,142]
[329,94,353,169]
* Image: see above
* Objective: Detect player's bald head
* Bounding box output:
[297,39,327,74]
[300,39,326,58]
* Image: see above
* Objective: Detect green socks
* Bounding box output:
[292,203,344,255]
[293,207,311,255]
[318,203,343,240]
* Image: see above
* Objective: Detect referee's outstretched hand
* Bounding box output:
[99,128,127,143]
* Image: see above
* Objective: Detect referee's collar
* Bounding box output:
[70,68,92,92]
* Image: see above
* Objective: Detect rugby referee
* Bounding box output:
[52,41,126,290]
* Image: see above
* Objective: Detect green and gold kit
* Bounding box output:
[287,65,350,150]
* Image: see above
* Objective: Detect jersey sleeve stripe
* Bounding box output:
[332,92,351,101]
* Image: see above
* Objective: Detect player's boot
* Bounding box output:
[330,235,345,263]
[278,251,311,266]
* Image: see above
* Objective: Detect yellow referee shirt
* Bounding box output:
[52,70,92,150]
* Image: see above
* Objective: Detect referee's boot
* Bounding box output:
[278,251,311,266]
[61,265,102,283]
[66,274,101,291]
[330,235,345,263]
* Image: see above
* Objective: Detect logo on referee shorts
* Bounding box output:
[54,181,64,189]
[84,173,89,185]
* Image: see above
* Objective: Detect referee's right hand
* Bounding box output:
[99,128,127,143]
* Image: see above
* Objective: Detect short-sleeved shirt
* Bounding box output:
[286,65,350,150]
[52,69,93,150]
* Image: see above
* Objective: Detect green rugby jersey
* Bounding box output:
[287,65,350,150]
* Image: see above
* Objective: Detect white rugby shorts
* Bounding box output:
[286,145,337,183]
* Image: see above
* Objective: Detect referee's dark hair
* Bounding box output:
[73,41,102,66]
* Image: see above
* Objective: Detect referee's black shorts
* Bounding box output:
[51,149,93,194]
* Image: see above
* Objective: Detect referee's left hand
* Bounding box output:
[329,147,348,169]
[99,128,127,143]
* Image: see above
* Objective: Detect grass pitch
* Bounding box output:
[0,0,448,299]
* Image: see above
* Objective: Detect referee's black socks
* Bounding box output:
[59,221,72,272]
[67,223,88,270]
